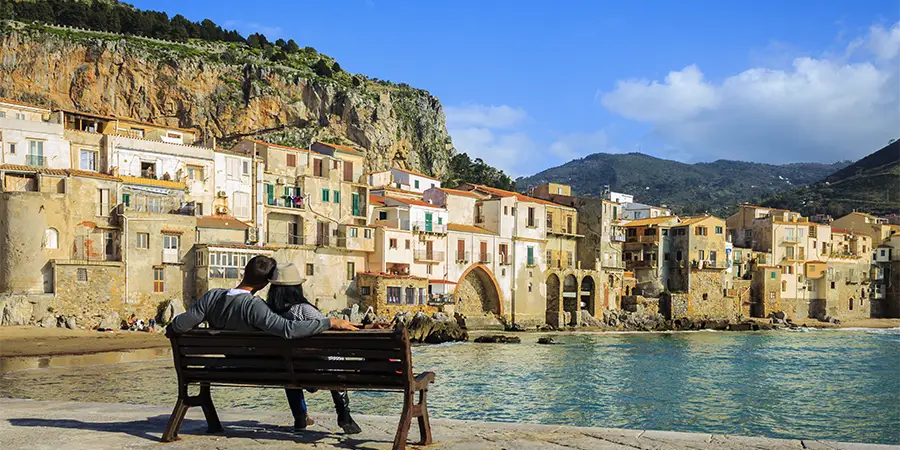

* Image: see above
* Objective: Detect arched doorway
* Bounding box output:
[581,276,595,317]
[454,264,502,316]
[563,274,578,326]
[546,274,561,328]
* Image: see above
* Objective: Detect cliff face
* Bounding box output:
[0,23,455,177]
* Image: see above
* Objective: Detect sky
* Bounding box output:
[130,1,900,177]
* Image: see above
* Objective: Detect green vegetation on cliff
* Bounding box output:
[517,153,850,216]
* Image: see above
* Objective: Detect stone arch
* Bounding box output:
[580,275,596,317]
[453,264,503,316]
[563,274,578,327]
[546,273,561,328]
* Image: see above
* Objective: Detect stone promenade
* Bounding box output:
[0,398,895,450]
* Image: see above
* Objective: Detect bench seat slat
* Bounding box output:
[183,369,407,386]
[290,359,405,374]
[182,357,286,370]
[177,336,403,350]
[180,346,286,357]
[290,348,403,359]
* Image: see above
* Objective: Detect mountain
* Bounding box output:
[516,153,850,216]
[762,141,900,217]
[0,8,458,178]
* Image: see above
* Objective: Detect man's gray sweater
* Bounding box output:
[170,288,331,338]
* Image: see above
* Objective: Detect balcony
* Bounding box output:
[455,251,470,263]
[691,260,727,270]
[162,248,180,264]
[547,227,577,236]
[411,221,447,234]
[478,253,492,264]
[612,234,626,242]
[781,235,800,244]
[25,154,47,168]
[629,259,658,269]
[414,250,445,262]
[498,254,511,265]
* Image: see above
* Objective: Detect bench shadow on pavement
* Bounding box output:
[7,414,384,449]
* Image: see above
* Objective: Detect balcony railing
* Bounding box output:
[414,250,445,262]
[455,251,470,263]
[498,254,511,265]
[162,248,180,264]
[629,259,658,268]
[411,221,447,233]
[478,253,492,264]
[26,154,47,168]
[612,234,626,242]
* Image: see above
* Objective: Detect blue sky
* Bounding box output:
[131,1,899,177]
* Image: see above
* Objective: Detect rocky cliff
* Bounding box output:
[0,22,455,177]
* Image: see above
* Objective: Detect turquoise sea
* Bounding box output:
[2,329,899,444]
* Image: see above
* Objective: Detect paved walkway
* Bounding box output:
[0,398,895,449]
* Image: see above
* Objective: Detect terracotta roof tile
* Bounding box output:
[67,169,121,181]
[447,223,497,235]
[622,216,679,227]
[674,216,722,227]
[369,194,386,206]
[438,187,482,199]
[429,279,457,284]
[245,138,320,154]
[315,141,363,154]
[464,184,573,208]
[197,215,250,230]
[0,164,67,176]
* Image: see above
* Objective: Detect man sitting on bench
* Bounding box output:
[170,255,363,430]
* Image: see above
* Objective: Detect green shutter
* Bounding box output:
[322,189,329,202]
[351,193,360,216]
[527,247,534,265]
[333,190,340,204]
[266,184,274,205]
[122,193,131,207]
[414,180,420,189]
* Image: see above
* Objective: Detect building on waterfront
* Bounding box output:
[872,236,900,317]
[831,212,900,247]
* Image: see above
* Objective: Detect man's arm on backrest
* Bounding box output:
[246,299,331,338]
[170,291,212,333]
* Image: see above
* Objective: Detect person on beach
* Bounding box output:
[266,263,366,434]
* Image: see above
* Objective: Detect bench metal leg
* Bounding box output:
[392,392,414,450]
[199,383,223,433]
[416,389,433,445]
[162,396,189,442]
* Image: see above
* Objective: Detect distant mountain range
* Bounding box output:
[762,141,900,217]
[516,153,851,216]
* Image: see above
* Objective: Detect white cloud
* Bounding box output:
[445,104,535,176]
[445,104,528,130]
[548,130,620,161]
[599,21,900,164]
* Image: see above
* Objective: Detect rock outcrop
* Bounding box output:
[395,311,468,344]
[0,23,457,178]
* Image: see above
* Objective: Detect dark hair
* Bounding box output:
[266,284,313,315]
[240,255,277,289]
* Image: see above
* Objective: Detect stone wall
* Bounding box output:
[685,269,741,320]
[621,295,660,316]
[53,261,126,328]
[356,273,434,317]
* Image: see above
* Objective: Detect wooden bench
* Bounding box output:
[162,326,435,450]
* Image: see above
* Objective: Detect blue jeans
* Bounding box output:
[285,389,351,422]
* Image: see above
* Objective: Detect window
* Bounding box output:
[286,153,297,167]
[770,271,776,279]
[414,180,420,189]
[147,197,162,214]
[709,251,717,262]
[419,288,427,305]
[378,211,387,220]
[242,160,250,175]
[745,230,752,239]
[715,226,723,234]
[306,264,314,276]
[387,286,402,304]
[79,150,97,171]
[546,212,553,228]
[527,246,535,266]
[153,268,164,293]
[141,161,156,178]
[186,165,203,181]
[350,227,358,238]
[431,183,435,189]
[528,282,533,293]
[389,238,398,249]
[98,189,110,216]
[360,286,371,296]
[547,250,553,264]
[233,192,250,218]
[504,206,509,215]
[426,264,433,275]
[781,280,787,292]
[698,250,705,261]
[27,140,44,167]
[499,244,509,264]
[676,250,683,261]
[136,232,149,249]
[321,189,330,202]
[405,239,411,250]
[364,229,372,239]
[333,190,340,204]
[77,268,88,282]
[438,217,443,225]
[785,246,794,259]
[527,207,536,227]
[44,228,58,249]
[347,262,355,280]
[8,143,15,154]
[695,226,708,236]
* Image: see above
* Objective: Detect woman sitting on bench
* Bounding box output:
[266,263,363,434]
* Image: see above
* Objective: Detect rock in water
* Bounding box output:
[404,312,467,344]
[579,310,602,327]
[537,337,556,345]
[473,335,521,344]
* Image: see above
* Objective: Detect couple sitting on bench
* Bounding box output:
[170,255,389,434]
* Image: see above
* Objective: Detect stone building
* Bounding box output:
[872,236,900,317]
[622,216,680,296]
[832,212,900,247]
[0,98,70,170]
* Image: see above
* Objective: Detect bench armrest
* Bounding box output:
[413,371,436,390]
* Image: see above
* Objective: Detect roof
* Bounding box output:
[384,195,444,209]
[0,164,68,176]
[438,187,482,199]
[464,184,574,209]
[429,279,457,285]
[831,227,865,236]
[67,169,121,181]
[447,223,497,235]
[245,138,319,154]
[369,194,386,206]
[393,167,440,182]
[214,147,252,158]
[674,216,720,227]
[197,215,250,230]
[61,109,198,134]
[161,229,184,234]
[0,97,51,111]
[314,141,363,154]
[622,216,678,227]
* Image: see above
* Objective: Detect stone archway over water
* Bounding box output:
[454,264,502,316]
[563,274,578,326]
[546,274,561,328]
[581,276,595,317]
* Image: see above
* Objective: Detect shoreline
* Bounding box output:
[1,398,896,449]
[2,319,898,360]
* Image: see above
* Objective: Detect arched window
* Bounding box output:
[44,228,59,249]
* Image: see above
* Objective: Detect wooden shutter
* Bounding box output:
[343,161,353,182]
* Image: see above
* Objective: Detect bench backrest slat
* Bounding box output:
[168,327,415,393]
